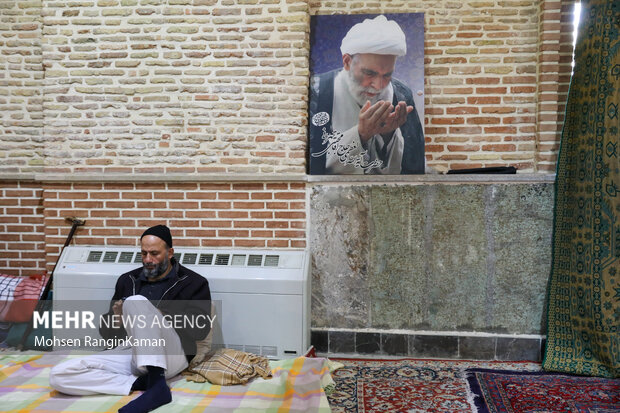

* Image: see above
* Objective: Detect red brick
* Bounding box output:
[59,192,88,200]
[449,126,483,134]
[121,192,152,199]
[424,127,447,134]
[266,184,288,190]
[511,86,536,93]
[233,221,264,228]
[201,201,231,209]
[169,220,198,228]
[105,219,136,227]
[274,211,305,219]
[431,117,465,125]
[443,87,473,94]
[186,192,217,200]
[104,183,134,190]
[484,126,518,134]
[438,155,468,161]
[106,201,136,208]
[185,211,216,219]
[174,239,201,247]
[468,96,502,105]
[482,144,517,151]
[266,202,288,209]
[234,239,265,247]
[273,192,304,200]
[482,107,516,114]
[267,239,289,248]
[218,230,249,238]
[232,183,264,190]
[169,202,200,209]
[266,221,288,229]
[218,211,248,219]
[468,117,501,124]
[185,229,217,237]
[447,145,480,152]
[274,230,305,238]
[250,192,273,200]
[202,239,233,247]
[219,192,250,200]
[466,77,500,85]
[476,87,507,94]
[201,220,232,228]
[136,201,167,209]
[446,107,479,115]
[154,192,184,199]
[91,228,121,236]
[251,230,273,237]
[153,211,184,218]
[233,201,265,209]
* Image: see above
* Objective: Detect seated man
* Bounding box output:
[49,224,211,413]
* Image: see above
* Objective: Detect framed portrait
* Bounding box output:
[308,13,425,175]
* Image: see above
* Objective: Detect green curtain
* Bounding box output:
[543,0,619,378]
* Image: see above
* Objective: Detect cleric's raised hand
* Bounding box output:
[358,100,413,142]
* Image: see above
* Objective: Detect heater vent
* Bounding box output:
[231,254,246,266]
[215,254,230,266]
[198,254,213,265]
[264,255,279,267]
[182,253,198,265]
[118,252,134,263]
[102,252,118,263]
[87,251,103,263]
[248,255,262,266]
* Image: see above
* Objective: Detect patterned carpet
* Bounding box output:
[543,0,619,377]
[326,358,540,412]
[466,368,620,413]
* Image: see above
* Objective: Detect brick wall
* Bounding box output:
[1,1,578,275]
[1,0,576,174]
[40,0,309,174]
[0,181,46,276]
[0,0,44,173]
[41,181,306,272]
[536,0,576,172]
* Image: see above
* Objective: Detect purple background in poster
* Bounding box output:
[309,13,425,121]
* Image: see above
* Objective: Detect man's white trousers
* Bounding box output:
[49,295,188,396]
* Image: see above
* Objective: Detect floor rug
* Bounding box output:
[466,368,620,412]
[326,358,540,413]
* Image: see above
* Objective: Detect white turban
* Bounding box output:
[340,15,407,57]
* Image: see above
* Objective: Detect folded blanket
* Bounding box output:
[0,274,48,322]
[183,348,272,385]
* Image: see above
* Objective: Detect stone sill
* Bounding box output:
[1,172,556,184]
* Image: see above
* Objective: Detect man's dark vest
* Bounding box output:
[308,69,425,174]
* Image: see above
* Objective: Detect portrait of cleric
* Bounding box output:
[308,13,425,175]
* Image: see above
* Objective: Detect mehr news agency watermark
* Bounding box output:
[29,300,216,351]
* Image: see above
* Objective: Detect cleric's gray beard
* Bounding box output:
[345,68,391,107]
[142,256,169,279]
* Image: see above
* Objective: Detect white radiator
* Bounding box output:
[53,246,310,359]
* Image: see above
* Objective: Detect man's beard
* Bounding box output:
[345,69,391,107]
[142,257,170,280]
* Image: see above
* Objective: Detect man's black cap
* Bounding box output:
[141,224,173,248]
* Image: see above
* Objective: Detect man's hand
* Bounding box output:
[112,299,123,316]
[358,100,413,143]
